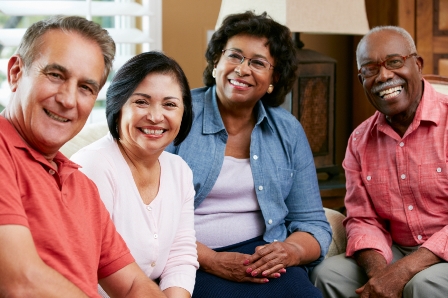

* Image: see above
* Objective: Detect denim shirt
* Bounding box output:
[166,86,332,263]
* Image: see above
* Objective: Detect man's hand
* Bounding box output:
[355,248,441,298]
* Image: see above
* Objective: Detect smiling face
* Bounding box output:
[214,34,275,109]
[6,29,104,158]
[357,30,423,123]
[117,73,184,157]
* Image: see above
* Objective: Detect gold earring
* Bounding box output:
[267,84,274,94]
[212,68,217,78]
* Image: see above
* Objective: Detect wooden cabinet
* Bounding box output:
[291,49,338,175]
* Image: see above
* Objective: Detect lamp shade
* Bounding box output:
[215,0,370,35]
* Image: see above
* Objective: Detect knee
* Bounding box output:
[310,254,346,285]
[403,266,448,298]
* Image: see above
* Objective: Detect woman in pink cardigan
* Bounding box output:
[71,51,197,298]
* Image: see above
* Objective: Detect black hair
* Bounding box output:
[204,11,299,106]
[106,51,193,146]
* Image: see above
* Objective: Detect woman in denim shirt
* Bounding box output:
[166,11,331,298]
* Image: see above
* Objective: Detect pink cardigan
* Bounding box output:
[71,134,198,295]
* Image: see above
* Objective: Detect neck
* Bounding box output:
[386,97,421,138]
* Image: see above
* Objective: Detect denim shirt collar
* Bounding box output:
[202,85,274,135]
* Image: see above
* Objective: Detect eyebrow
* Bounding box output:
[43,63,100,94]
[132,92,181,101]
[228,48,270,61]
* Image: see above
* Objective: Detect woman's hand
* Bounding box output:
[211,251,271,283]
[243,232,321,278]
[197,241,270,283]
[243,242,298,278]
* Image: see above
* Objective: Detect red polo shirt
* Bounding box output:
[0,116,134,296]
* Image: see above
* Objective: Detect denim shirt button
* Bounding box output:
[268,219,273,224]
[258,185,264,191]
[253,155,258,160]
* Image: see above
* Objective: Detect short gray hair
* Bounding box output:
[356,26,416,69]
[16,15,115,87]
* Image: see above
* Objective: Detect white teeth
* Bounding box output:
[379,86,402,97]
[141,128,164,135]
[45,109,69,122]
[230,79,249,87]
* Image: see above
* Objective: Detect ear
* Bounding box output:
[416,55,424,74]
[8,55,24,92]
[357,73,364,85]
[272,71,280,84]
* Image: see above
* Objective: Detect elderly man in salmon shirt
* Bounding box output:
[312,25,448,298]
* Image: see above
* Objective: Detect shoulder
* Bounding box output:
[70,135,117,167]
[160,151,192,172]
[346,113,380,150]
[263,105,305,139]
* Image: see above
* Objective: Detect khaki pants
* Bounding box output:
[311,245,448,298]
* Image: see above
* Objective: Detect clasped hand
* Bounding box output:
[213,241,299,283]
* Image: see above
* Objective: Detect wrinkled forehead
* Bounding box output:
[358,31,409,63]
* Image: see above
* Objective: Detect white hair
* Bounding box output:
[356,26,417,69]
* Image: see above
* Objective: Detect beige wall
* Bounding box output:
[162,0,221,88]
[162,1,354,166]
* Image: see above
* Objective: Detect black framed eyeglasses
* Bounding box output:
[221,49,274,72]
[358,53,418,78]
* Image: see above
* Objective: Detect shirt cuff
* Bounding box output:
[346,234,393,263]
[421,228,448,262]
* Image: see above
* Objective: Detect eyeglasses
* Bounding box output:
[221,49,274,72]
[358,53,418,78]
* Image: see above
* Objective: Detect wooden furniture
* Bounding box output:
[290,48,338,175]
[423,74,448,95]
[318,173,346,214]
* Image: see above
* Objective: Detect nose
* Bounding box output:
[56,81,77,109]
[147,105,164,123]
[376,65,395,82]
[238,57,251,74]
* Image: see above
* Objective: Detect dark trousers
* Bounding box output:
[193,237,323,298]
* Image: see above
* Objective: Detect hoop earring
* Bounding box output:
[212,68,217,78]
[267,84,274,94]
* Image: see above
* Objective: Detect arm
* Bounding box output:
[343,131,394,262]
[0,225,87,297]
[163,287,190,298]
[158,162,198,295]
[99,262,166,298]
[355,248,441,298]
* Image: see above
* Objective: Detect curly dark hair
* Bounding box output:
[106,51,193,146]
[203,11,298,107]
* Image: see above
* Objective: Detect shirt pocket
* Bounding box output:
[418,163,448,211]
[361,169,394,217]
[277,167,296,199]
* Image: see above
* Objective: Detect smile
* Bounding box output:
[140,128,165,135]
[230,79,250,87]
[44,109,69,122]
[378,86,403,99]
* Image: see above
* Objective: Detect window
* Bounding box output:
[0,0,162,123]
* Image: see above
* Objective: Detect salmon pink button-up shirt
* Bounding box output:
[343,79,448,264]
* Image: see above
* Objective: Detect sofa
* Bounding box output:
[60,122,347,258]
